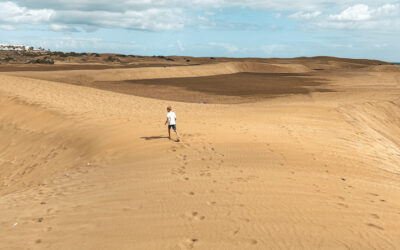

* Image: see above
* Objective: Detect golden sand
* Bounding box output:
[1,59,400,249]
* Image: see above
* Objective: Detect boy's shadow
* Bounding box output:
[140,136,180,142]
[140,136,169,140]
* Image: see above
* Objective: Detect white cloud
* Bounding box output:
[0,0,399,33]
[0,1,54,24]
[374,43,388,49]
[49,37,102,50]
[290,11,321,20]
[327,3,399,22]
[261,44,291,55]
[177,40,185,51]
[329,4,371,21]
[50,24,78,32]
[12,36,147,52]
[332,43,353,48]
[297,3,400,30]
[0,24,16,30]
[0,1,185,31]
[375,4,398,16]
[197,15,208,22]
[208,42,239,53]
[62,9,185,31]
[6,0,400,14]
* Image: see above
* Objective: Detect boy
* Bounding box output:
[165,106,179,140]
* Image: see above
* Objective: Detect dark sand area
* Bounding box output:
[90,73,332,103]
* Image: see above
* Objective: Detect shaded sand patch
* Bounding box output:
[91,73,332,103]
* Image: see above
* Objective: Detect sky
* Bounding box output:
[0,0,399,61]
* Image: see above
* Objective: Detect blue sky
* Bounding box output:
[0,0,399,61]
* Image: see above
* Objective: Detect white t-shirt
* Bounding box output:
[167,112,176,125]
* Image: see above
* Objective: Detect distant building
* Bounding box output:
[0,44,33,51]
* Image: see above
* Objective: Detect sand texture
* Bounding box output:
[1,57,400,249]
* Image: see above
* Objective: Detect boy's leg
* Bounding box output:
[168,126,171,139]
[173,125,179,139]
[174,129,179,138]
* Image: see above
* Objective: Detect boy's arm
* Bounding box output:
[165,117,169,125]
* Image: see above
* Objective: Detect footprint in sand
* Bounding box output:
[199,170,212,177]
[184,211,205,221]
[239,217,250,223]
[177,238,198,250]
[177,154,188,160]
[370,213,380,219]
[171,168,186,176]
[206,201,216,206]
[247,239,258,245]
[337,196,345,201]
[366,223,384,230]
[337,203,349,208]
[234,177,248,183]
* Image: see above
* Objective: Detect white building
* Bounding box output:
[0,44,32,51]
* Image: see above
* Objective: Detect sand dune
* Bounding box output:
[365,65,400,72]
[5,62,311,85]
[1,59,400,249]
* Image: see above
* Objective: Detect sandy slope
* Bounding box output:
[5,62,311,85]
[1,61,400,250]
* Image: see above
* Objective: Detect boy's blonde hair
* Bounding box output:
[167,106,172,110]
